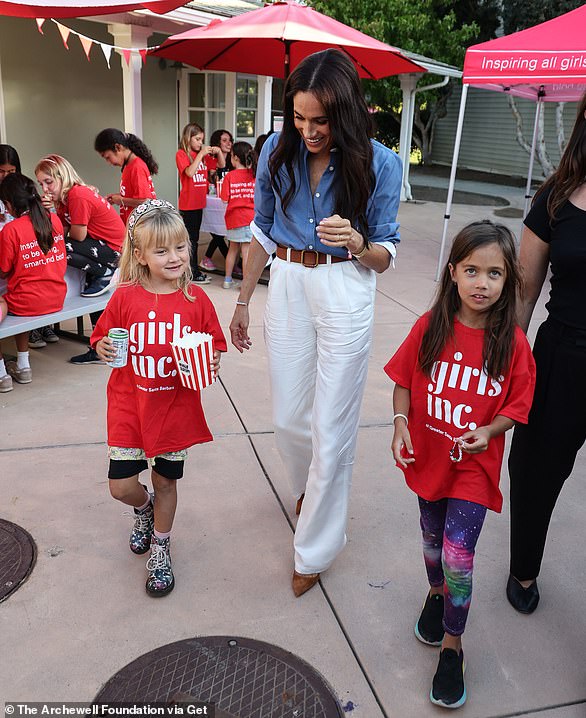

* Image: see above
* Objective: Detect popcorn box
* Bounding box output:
[170,332,215,391]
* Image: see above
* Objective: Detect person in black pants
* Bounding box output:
[506,92,586,615]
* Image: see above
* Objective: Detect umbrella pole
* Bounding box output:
[523,94,543,219]
[436,83,468,282]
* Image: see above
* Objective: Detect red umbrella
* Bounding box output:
[150,0,426,79]
[0,0,185,17]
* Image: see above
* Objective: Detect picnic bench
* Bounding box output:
[0,267,111,343]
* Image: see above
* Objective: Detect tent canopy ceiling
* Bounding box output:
[0,0,185,17]
[464,3,586,102]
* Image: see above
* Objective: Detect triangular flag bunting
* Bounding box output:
[35,18,45,34]
[56,22,70,50]
[100,43,112,69]
[139,49,148,65]
[121,49,132,66]
[80,36,93,61]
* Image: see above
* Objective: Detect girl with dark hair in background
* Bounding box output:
[229,48,402,598]
[506,92,586,615]
[0,144,21,230]
[95,128,157,225]
[0,173,66,391]
[220,140,256,288]
[200,128,234,272]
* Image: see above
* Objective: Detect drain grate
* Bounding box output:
[0,519,37,603]
[94,636,344,717]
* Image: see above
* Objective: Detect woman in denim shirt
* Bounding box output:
[230,49,402,597]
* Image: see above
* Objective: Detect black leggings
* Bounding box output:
[180,209,203,271]
[65,236,120,278]
[508,317,586,580]
[205,233,228,259]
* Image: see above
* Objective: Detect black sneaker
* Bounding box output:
[40,325,59,343]
[129,492,154,555]
[415,591,445,646]
[29,329,47,348]
[192,270,211,285]
[430,648,466,709]
[146,535,175,596]
[69,348,103,365]
[81,270,114,297]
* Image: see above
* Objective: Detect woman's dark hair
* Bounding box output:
[94,128,158,175]
[536,91,586,220]
[254,132,272,157]
[419,220,521,380]
[210,129,234,170]
[232,141,257,177]
[0,144,21,173]
[269,49,374,241]
[0,173,54,254]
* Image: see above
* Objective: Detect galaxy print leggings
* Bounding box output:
[418,497,487,637]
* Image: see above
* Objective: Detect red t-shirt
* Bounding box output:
[58,185,125,251]
[0,213,67,316]
[220,168,255,230]
[120,157,157,225]
[384,314,536,512]
[176,150,211,211]
[90,283,227,458]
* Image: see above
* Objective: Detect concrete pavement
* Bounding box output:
[1,192,585,717]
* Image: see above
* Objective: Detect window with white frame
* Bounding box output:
[187,72,226,136]
[236,74,258,138]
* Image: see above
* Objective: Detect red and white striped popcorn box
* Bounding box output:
[170,332,215,391]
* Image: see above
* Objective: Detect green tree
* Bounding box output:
[503,0,584,34]
[310,0,499,162]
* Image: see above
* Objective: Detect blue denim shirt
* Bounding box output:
[252,132,401,258]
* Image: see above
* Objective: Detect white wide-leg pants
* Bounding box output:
[264,257,376,574]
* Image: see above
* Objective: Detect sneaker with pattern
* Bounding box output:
[146,535,175,596]
[129,492,154,555]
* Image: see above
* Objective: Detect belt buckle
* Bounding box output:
[301,250,319,268]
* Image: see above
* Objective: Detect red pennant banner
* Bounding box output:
[56,22,70,49]
[121,48,131,66]
[80,36,93,61]
[139,48,147,65]
[35,18,45,34]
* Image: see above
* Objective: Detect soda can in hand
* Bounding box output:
[108,328,129,368]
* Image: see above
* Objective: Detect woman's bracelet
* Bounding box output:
[352,240,368,259]
[392,413,409,426]
[236,300,248,307]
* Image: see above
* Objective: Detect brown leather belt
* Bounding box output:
[276,244,351,268]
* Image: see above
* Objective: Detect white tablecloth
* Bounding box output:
[201,195,227,236]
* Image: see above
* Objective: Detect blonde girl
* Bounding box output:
[92,199,227,596]
[175,123,224,285]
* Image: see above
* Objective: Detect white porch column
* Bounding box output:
[108,24,153,137]
[258,75,273,134]
[398,73,422,202]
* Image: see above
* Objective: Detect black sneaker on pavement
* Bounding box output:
[29,329,47,348]
[40,325,59,343]
[415,591,445,646]
[430,648,466,709]
[192,270,211,285]
[81,270,114,297]
[69,348,103,365]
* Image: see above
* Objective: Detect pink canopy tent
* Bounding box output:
[0,0,184,17]
[437,4,586,278]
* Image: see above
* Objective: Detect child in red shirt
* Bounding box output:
[94,128,158,225]
[92,199,227,597]
[0,174,66,391]
[175,123,225,285]
[384,221,536,709]
[220,141,256,289]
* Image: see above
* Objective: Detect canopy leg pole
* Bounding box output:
[399,74,419,201]
[436,84,468,282]
[523,97,542,220]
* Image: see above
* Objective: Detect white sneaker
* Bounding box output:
[223,278,240,289]
[0,373,13,393]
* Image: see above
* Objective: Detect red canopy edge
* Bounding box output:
[0,0,184,18]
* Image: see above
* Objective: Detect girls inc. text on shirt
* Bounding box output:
[427,351,503,431]
[129,310,193,379]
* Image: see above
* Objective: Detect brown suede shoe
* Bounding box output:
[295,493,305,515]
[292,570,320,597]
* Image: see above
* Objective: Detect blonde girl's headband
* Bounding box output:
[127,198,177,245]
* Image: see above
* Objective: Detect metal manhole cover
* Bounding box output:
[94,636,344,717]
[0,519,37,602]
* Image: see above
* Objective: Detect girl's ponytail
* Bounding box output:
[95,128,159,175]
[0,174,53,254]
[232,141,256,177]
